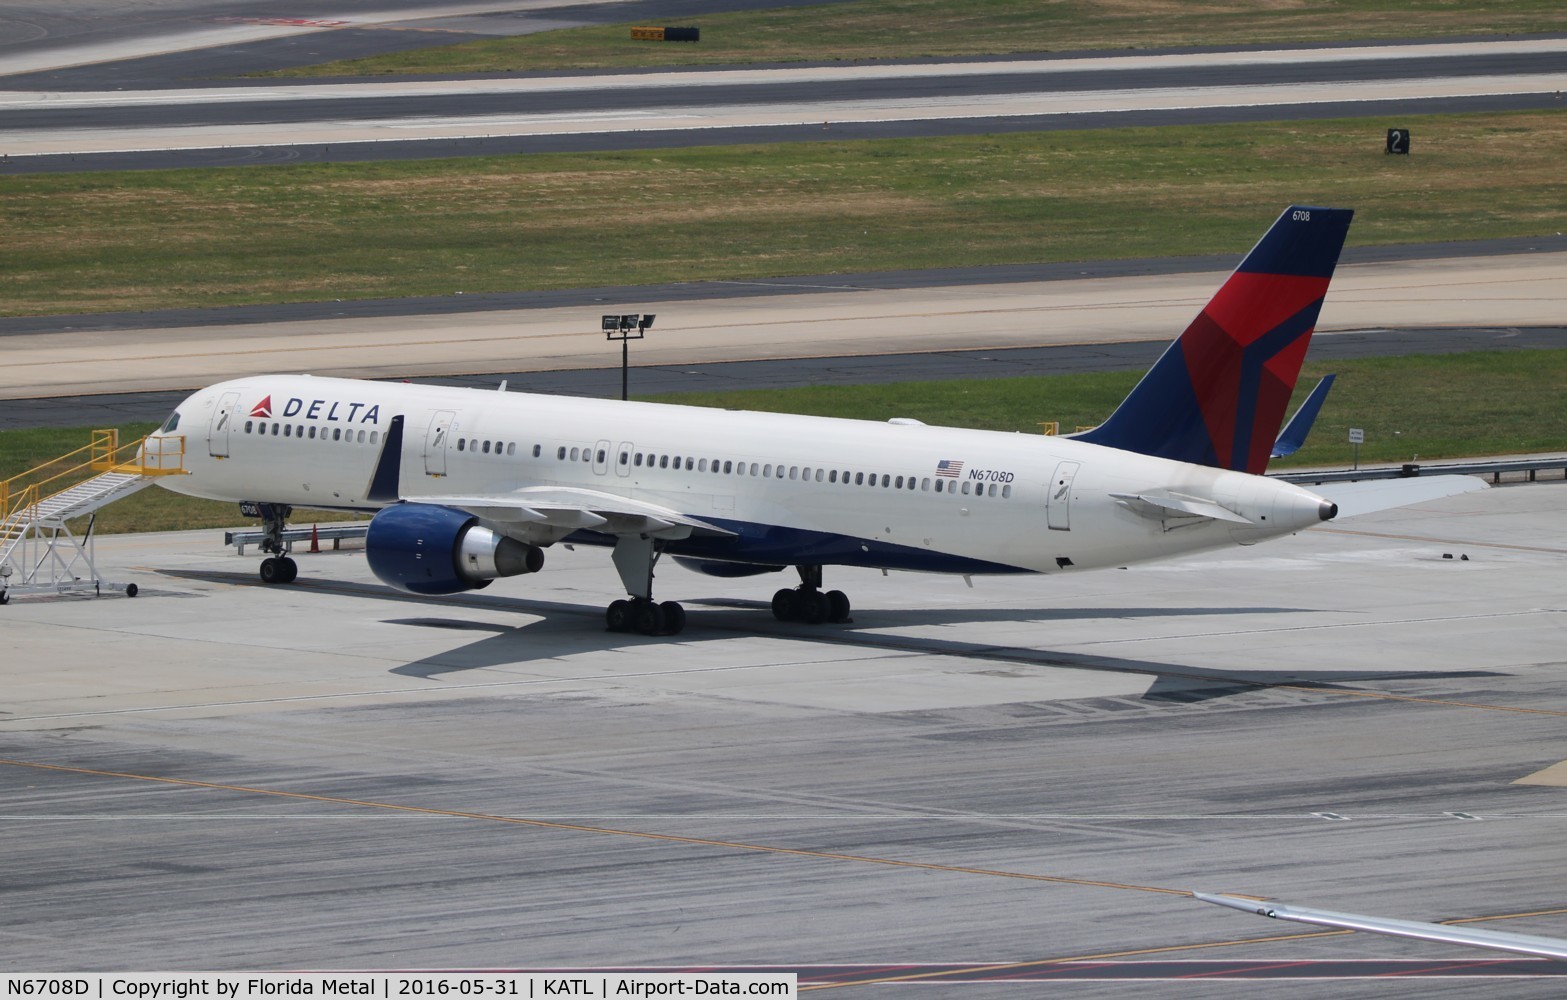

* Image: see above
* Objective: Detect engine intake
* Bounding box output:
[366,503,542,595]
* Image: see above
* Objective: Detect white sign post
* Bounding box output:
[1349,427,1364,469]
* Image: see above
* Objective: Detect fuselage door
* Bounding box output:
[593,439,611,476]
[1047,461,1080,531]
[208,391,240,458]
[615,442,634,477]
[425,410,456,477]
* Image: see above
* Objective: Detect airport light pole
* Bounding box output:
[604,313,655,401]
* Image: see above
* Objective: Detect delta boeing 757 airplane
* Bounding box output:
[141,206,1482,636]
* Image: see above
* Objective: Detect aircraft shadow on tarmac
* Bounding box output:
[156,569,1501,693]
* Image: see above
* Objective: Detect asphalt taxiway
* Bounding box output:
[3,481,1565,991]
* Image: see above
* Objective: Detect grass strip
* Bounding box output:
[5,348,1562,535]
[3,111,1566,317]
[269,0,1567,76]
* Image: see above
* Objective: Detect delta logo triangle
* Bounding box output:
[250,395,273,418]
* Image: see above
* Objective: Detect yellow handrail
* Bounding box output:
[1,432,187,523]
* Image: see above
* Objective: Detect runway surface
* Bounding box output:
[3,481,1566,991]
[3,33,1565,170]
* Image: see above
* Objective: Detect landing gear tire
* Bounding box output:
[125,583,139,598]
[634,599,664,636]
[799,590,829,625]
[606,599,634,632]
[771,588,798,622]
[610,597,686,636]
[773,584,850,625]
[826,589,851,623]
[260,556,297,584]
[660,601,687,635]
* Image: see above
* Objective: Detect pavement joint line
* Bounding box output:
[800,905,1567,989]
[1065,608,1565,648]
[0,755,1193,898]
[1318,527,1567,555]
[797,929,1354,990]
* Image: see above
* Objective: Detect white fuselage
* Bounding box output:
[149,375,1333,576]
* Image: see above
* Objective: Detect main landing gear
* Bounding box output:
[606,534,686,636]
[605,596,687,636]
[772,565,851,625]
[256,502,298,585]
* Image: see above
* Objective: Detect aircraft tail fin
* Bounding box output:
[1075,206,1353,474]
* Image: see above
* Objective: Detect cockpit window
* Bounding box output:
[159,411,181,433]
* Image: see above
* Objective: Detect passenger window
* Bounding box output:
[570,446,579,460]
[922,478,930,491]
[660,455,669,469]
[1002,484,1012,499]
[370,431,378,445]
[532,444,541,458]
[935,480,943,493]
[245,420,253,433]
[749,463,759,476]
[598,449,607,463]
[815,469,824,483]
[459,439,467,452]
[359,430,367,444]
[854,472,863,485]
[331,428,340,441]
[699,458,708,472]
[763,464,772,478]
[508,443,516,457]
[557,446,566,460]
[582,449,591,463]
[961,481,972,495]
[723,461,733,474]
[829,470,838,484]
[881,474,890,487]
[895,476,904,489]
[789,467,798,481]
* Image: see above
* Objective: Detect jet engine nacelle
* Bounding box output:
[366,503,543,595]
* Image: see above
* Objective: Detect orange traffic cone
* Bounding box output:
[309,524,320,553]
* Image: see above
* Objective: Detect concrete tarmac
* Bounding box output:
[3,481,1565,991]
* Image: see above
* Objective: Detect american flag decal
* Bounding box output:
[935,459,963,478]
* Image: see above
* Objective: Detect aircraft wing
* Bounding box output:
[1193,891,1567,960]
[400,486,736,541]
[1309,474,1489,519]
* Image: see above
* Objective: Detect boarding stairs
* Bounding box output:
[0,429,186,603]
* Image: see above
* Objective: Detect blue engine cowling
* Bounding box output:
[366,503,543,595]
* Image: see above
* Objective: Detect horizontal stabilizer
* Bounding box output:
[1193,891,1567,960]
[1271,374,1336,459]
[1110,491,1254,524]
[1309,475,1487,519]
